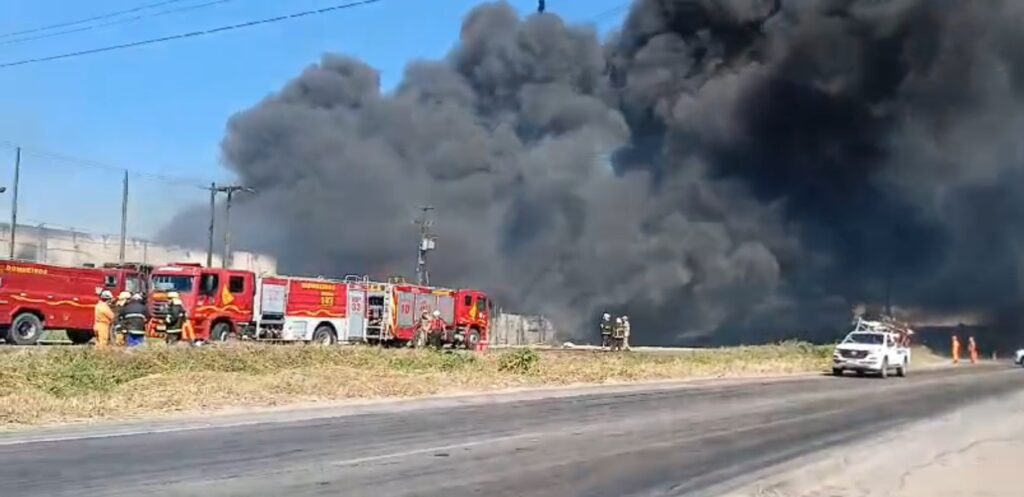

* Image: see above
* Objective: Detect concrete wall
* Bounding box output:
[0,223,276,274]
[491,312,557,347]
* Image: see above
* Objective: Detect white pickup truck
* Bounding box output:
[1015,349,1024,367]
[832,328,910,378]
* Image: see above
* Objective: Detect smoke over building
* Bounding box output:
[160,0,1024,345]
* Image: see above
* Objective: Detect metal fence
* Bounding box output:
[490,312,557,347]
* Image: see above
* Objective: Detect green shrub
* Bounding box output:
[497,348,540,375]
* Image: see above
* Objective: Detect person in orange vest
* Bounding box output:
[93,290,115,348]
[951,335,961,364]
[968,336,979,364]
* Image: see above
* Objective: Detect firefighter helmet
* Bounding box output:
[602,313,611,320]
[99,290,113,301]
[118,291,131,300]
[432,310,441,317]
[130,293,143,301]
[167,292,180,299]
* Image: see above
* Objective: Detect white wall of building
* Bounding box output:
[0,223,276,274]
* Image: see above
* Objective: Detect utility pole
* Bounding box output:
[9,147,20,260]
[207,182,216,268]
[414,206,436,286]
[212,185,255,269]
[223,188,235,269]
[119,170,128,263]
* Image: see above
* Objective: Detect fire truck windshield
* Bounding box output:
[125,276,144,294]
[152,275,194,293]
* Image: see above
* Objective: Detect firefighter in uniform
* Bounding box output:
[612,317,625,351]
[119,293,149,348]
[112,291,131,346]
[93,290,115,348]
[968,335,979,364]
[163,292,188,345]
[621,315,631,351]
[413,310,431,348]
[599,313,613,350]
[428,309,445,350]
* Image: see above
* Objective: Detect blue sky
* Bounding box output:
[0,0,627,238]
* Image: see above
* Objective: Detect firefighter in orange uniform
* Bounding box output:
[951,335,961,364]
[968,336,978,364]
[93,290,115,348]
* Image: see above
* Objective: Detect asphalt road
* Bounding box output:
[2,365,1021,497]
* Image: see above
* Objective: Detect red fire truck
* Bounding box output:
[0,261,149,345]
[149,263,255,342]
[384,279,491,349]
[148,264,491,348]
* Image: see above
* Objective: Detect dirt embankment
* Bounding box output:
[0,342,834,426]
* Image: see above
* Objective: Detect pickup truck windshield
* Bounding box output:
[843,333,885,345]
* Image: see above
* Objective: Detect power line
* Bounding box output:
[1,0,236,47]
[588,3,630,25]
[0,142,221,189]
[0,0,384,69]
[0,0,190,40]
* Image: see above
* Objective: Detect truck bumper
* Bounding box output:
[833,358,883,372]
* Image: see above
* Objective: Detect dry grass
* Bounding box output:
[0,342,832,426]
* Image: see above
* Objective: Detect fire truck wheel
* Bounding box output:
[210,322,233,342]
[8,313,43,346]
[465,329,481,350]
[66,330,93,345]
[311,325,337,345]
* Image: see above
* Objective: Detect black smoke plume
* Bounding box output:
[161,0,1024,345]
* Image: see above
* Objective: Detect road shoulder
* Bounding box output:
[724,375,1024,497]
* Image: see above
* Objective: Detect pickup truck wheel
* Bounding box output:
[66,330,94,345]
[879,359,889,379]
[896,359,907,377]
[832,368,843,377]
[7,313,43,346]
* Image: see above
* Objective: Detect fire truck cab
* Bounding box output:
[149,263,256,341]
